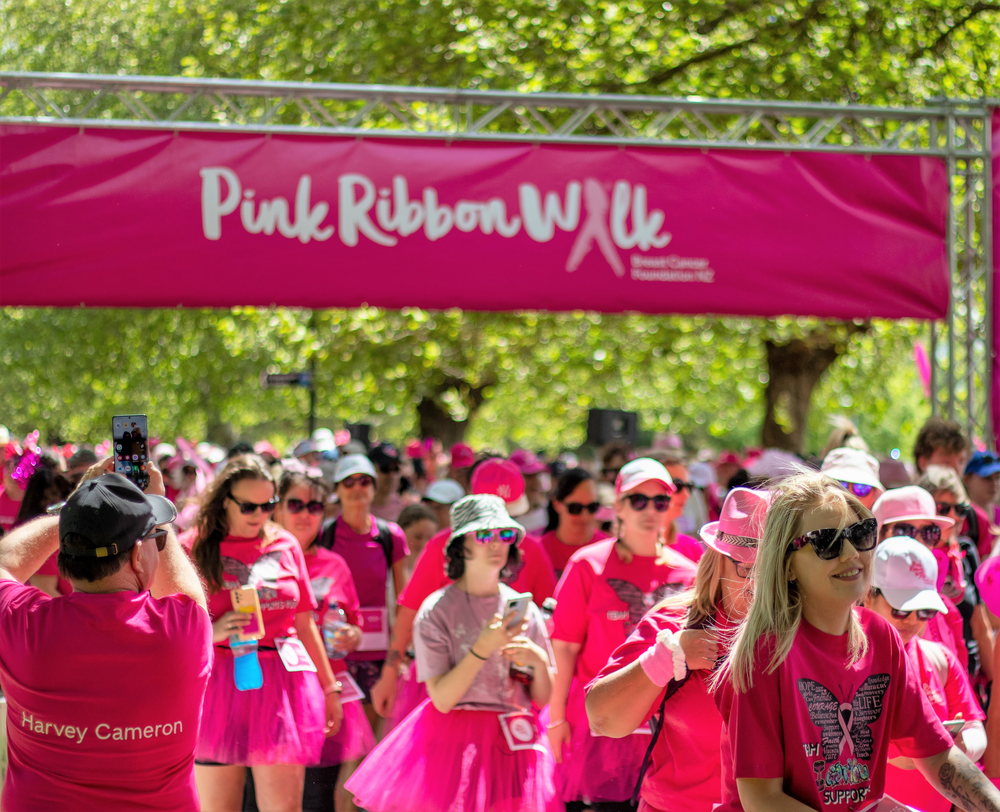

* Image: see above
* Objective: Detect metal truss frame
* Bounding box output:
[0,71,994,443]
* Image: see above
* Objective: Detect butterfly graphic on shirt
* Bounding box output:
[221,551,283,602]
[605,579,687,634]
[310,577,334,605]
[797,673,891,762]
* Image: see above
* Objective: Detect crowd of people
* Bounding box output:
[3,415,1000,811]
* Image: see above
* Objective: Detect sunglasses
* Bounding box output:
[839,481,874,498]
[143,528,169,552]
[888,522,942,547]
[339,474,375,489]
[473,528,519,544]
[285,498,325,515]
[228,496,279,515]
[602,467,622,479]
[890,606,939,621]
[623,494,671,512]
[790,517,878,560]
[565,501,600,515]
[936,502,970,519]
[725,555,753,579]
[671,480,696,493]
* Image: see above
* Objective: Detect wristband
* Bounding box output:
[323,681,342,695]
[638,629,687,688]
[546,719,568,730]
[469,648,487,661]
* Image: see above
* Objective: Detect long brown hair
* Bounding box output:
[192,455,275,592]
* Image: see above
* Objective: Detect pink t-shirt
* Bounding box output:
[715,608,953,812]
[324,517,408,661]
[884,636,984,812]
[306,547,361,676]
[0,580,212,811]
[552,538,698,687]
[0,487,22,532]
[671,532,704,563]
[398,527,558,613]
[539,528,609,576]
[922,594,968,673]
[204,531,317,649]
[590,606,735,812]
[35,551,72,596]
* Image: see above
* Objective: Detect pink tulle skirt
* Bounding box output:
[345,699,558,812]
[555,682,647,803]
[196,647,325,766]
[316,697,375,765]
[383,660,429,735]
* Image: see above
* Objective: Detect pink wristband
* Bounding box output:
[638,642,675,688]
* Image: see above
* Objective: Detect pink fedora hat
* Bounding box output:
[700,487,772,563]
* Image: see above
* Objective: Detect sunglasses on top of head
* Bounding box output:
[888,522,942,547]
[473,528,519,545]
[789,517,878,560]
[838,481,874,498]
[285,498,325,515]
[564,501,600,515]
[623,493,671,512]
[228,496,279,515]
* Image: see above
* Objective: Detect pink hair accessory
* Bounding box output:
[8,430,42,487]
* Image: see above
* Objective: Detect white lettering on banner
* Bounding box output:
[200,169,691,277]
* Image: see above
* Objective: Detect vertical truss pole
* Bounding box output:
[930,321,938,415]
[946,106,958,421]
[984,109,995,449]
[966,166,976,442]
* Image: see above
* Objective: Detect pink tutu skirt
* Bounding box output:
[316,697,375,765]
[345,699,558,812]
[383,660,429,734]
[197,647,325,766]
[555,682,647,803]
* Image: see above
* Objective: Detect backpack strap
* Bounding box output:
[318,516,395,575]
[631,672,690,807]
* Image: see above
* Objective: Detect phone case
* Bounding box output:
[230,586,265,642]
[503,592,534,629]
[112,414,150,491]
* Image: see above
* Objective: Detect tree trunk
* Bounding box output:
[416,376,493,446]
[761,338,840,454]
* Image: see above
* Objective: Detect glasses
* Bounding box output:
[623,494,671,512]
[228,496,279,515]
[472,528,519,544]
[671,480,696,493]
[839,481,874,498]
[790,517,878,560]
[890,605,939,621]
[602,467,622,479]
[285,498,325,515]
[339,474,375,489]
[565,501,600,515]
[888,522,942,547]
[143,528,168,552]
[725,556,753,579]
[936,502,970,519]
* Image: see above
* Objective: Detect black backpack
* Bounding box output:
[317,516,395,574]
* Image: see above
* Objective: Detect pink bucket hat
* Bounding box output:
[470,458,530,517]
[871,486,954,530]
[975,557,1000,617]
[700,487,772,564]
[614,458,675,498]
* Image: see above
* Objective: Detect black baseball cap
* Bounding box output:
[59,473,176,558]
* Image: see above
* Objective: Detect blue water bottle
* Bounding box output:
[231,637,263,691]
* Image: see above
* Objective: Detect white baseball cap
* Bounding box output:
[334,454,377,483]
[821,447,884,492]
[873,536,948,614]
[423,478,465,505]
[614,458,675,498]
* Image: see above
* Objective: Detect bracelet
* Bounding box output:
[546,719,568,730]
[469,648,487,660]
[323,681,342,695]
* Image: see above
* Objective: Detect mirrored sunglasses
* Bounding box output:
[624,493,671,512]
[229,496,279,515]
[889,522,942,547]
[286,498,325,515]
[565,501,600,515]
[789,517,878,560]
[839,481,874,498]
[473,528,519,544]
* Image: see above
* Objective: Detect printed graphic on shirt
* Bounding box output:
[310,577,334,605]
[797,674,891,807]
[221,552,290,609]
[605,579,687,633]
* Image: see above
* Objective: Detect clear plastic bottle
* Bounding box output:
[230,637,263,691]
[541,597,557,638]
[322,602,349,661]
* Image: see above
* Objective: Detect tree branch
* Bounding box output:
[917,2,1000,58]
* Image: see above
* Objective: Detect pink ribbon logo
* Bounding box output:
[565,178,625,277]
[838,703,854,757]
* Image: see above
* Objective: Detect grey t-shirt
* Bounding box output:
[414,582,553,712]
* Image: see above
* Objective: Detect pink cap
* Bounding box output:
[450,443,476,469]
[976,557,1000,617]
[470,458,530,517]
[254,440,278,459]
[717,451,742,467]
[614,458,675,499]
[509,448,547,475]
[874,537,948,614]
[871,486,954,530]
[699,487,772,564]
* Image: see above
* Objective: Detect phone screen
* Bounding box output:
[112,414,150,491]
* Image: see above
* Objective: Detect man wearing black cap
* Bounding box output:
[0,464,212,811]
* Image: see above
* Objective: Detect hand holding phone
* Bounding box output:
[502,592,533,631]
[230,586,265,642]
[112,414,150,491]
[943,718,965,734]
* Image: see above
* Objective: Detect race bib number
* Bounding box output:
[357,607,389,651]
[275,638,317,673]
[338,673,365,704]
[498,711,546,753]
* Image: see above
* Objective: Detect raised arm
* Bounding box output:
[0,516,59,584]
[150,526,208,611]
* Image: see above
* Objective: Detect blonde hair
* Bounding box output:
[716,472,874,693]
[917,464,969,504]
[652,547,731,628]
[820,416,869,459]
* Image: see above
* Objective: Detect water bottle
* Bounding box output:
[230,637,263,691]
[322,602,349,661]
[541,598,557,638]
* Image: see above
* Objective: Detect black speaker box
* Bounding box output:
[586,409,638,446]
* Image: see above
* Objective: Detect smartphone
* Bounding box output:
[943,719,965,734]
[502,592,533,630]
[112,414,150,491]
[230,586,265,642]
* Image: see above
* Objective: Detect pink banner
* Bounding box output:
[1,124,948,316]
